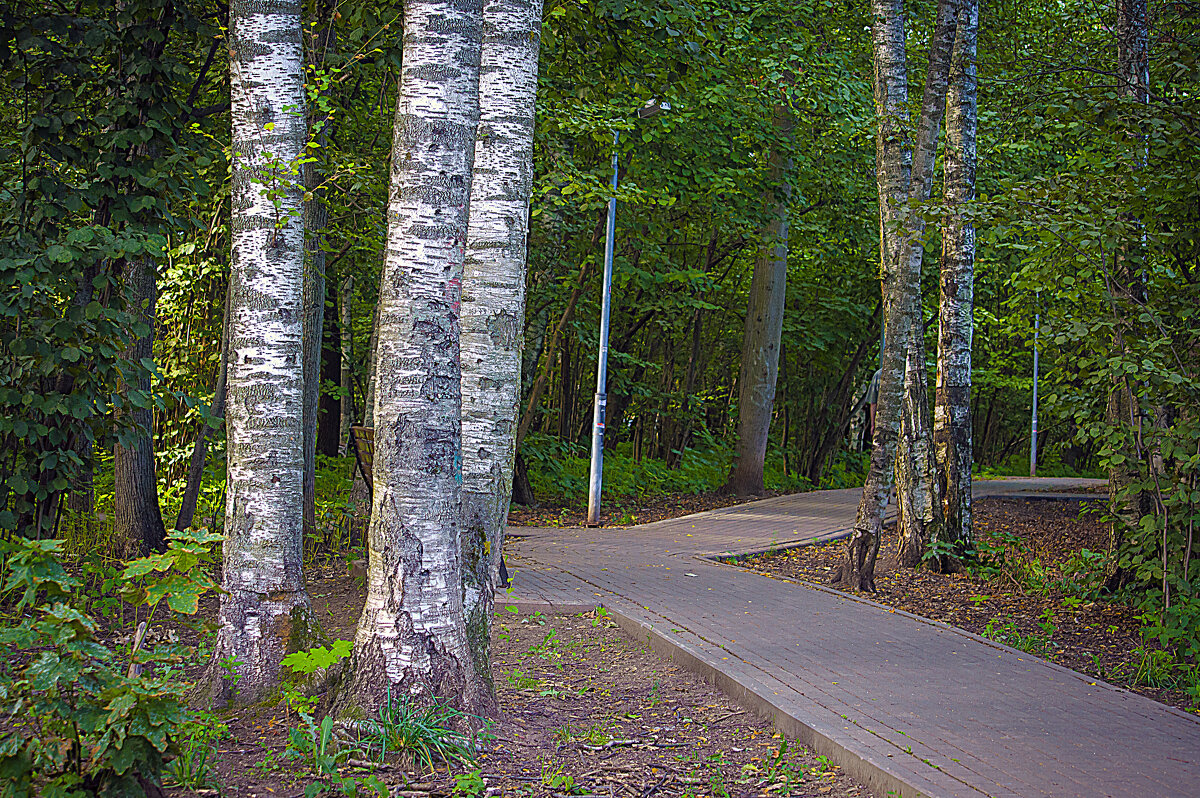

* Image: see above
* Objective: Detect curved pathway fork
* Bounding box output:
[503,478,1200,798]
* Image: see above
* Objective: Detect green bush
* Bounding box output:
[0,528,221,797]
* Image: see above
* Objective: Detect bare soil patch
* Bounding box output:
[169,568,872,798]
[737,497,1198,714]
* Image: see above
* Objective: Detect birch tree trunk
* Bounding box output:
[724,108,791,496]
[460,0,543,686]
[932,0,978,570]
[334,0,489,719]
[113,255,167,557]
[892,0,959,568]
[834,0,911,591]
[199,0,317,708]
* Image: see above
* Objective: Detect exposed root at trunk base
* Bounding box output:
[829,526,880,592]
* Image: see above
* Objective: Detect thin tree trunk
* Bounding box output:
[176,281,232,534]
[834,0,913,591]
[838,0,961,587]
[316,310,342,456]
[113,255,167,557]
[199,0,317,708]
[1106,0,1151,585]
[806,318,878,486]
[339,274,354,454]
[459,0,543,695]
[66,434,95,537]
[362,274,382,427]
[301,6,336,541]
[724,108,792,496]
[932,0,978,571]
[335,0,488,719]
[893,0,960,569]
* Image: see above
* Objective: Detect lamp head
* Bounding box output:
[637,99,671,118]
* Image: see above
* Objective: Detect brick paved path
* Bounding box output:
[503,478,1200,798]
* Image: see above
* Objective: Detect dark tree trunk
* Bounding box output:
[317,300,341,457]
[301,5,337,540]
[1106,0,1151,586]
[176,281,231,533]
[113,256,167,557]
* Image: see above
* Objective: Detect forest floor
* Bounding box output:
[171,568,872,798]
[737,496,1199,714]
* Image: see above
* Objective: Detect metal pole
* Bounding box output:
[586,131,620,525]
[1030,303,1040,478]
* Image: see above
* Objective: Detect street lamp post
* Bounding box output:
[586,101,668,526]
[585,131,621,526]
[1030,297,1040,478]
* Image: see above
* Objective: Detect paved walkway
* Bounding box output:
[503,478,1200,798]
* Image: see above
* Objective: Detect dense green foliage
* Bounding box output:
[0,0,1198,790]
[0,528,221,796]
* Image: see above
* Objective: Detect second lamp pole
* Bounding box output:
[586,100,669,526]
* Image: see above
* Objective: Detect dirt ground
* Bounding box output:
[170,568,872,798]
[738,496,1199,714]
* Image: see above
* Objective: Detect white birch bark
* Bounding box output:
[839,0,959,587]
[933,0,977,566]
[335,0,488,718]
[893,0,959,568]
[202,0,316,707]
[460,0,543,686]
[836,0,911,591]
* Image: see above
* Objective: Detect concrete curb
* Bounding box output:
[601,603,951,798]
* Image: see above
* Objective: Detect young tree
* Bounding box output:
[836,0,959,588]
[1105,0,1152,577]
[339,274,354,453]
[460,0,544,683]
[335,0,490,717]
[724,108,792,497]
[933,0,978,567]
[201,0,317,706]
[892,0,959,568]
[302,4,338,540]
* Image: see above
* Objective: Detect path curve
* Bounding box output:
[503,478,1200,798]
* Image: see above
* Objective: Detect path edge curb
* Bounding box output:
[601,604,938,798]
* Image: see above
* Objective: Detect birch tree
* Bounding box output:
[335,0,489,717]
[460,0,544,683]
[724,108,791,497]
[835,0,959,589]
[892,0,959,568]
[200,0,317,707]
[933,0,978,567]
